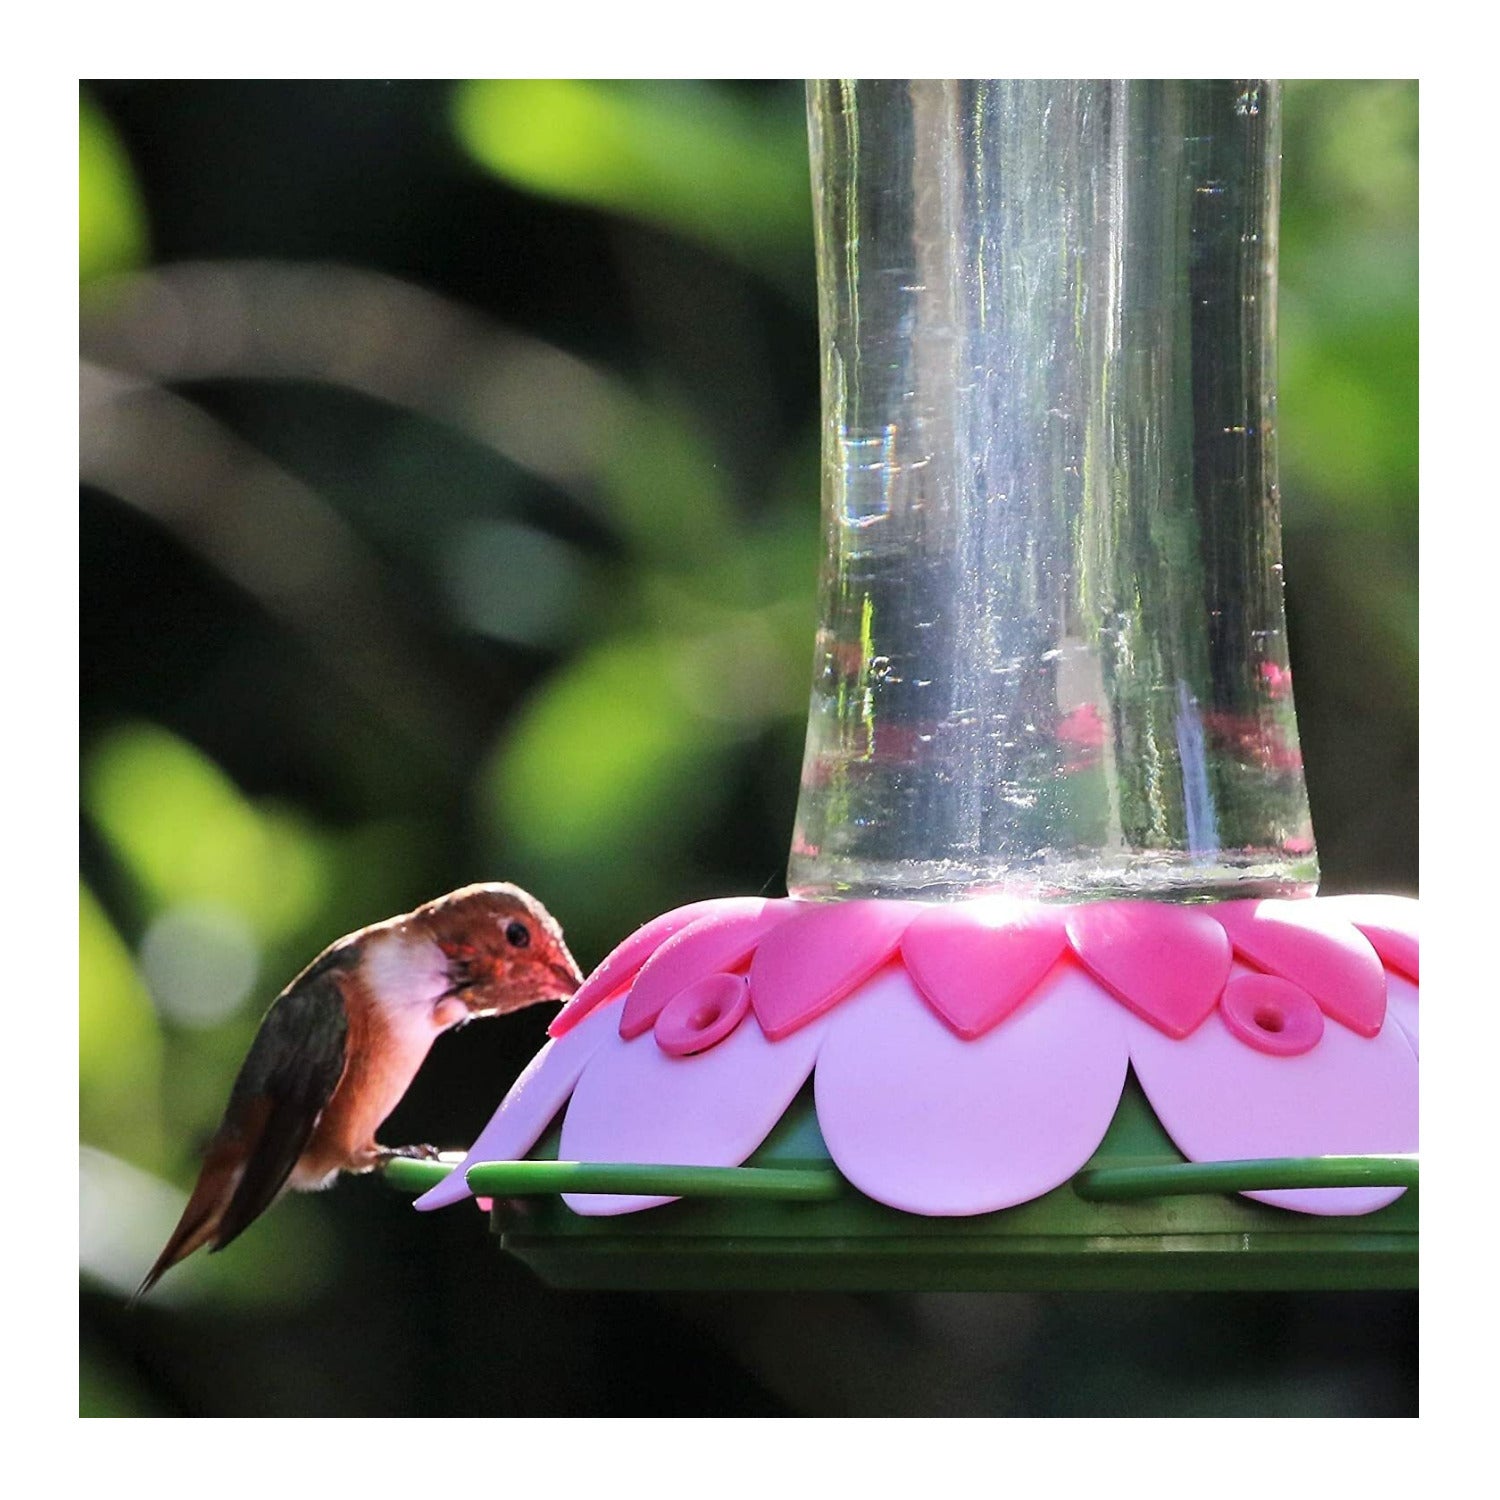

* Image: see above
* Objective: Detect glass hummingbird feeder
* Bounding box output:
[396,80,1418,1291]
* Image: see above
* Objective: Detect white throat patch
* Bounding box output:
[363,930,452,1028]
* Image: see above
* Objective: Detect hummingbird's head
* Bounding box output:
[421,883,583,1019]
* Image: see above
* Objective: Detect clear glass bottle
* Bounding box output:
[788,80,1316,903]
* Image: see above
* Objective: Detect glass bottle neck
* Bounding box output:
[788,80,1316,903]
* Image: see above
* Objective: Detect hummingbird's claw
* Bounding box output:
[376,1143,445,1162]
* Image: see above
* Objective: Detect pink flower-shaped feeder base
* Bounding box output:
[416,894,1418,1222]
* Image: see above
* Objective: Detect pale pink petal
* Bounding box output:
[1318,894,1420,982]
[619,899,796,1039]
[900,898,1069,1039]
[414,999,624,1210]
[1386,973,1418,1057]
[1214,899,1386,1037]
[549,898,761,1037]
[1065,901,1231,1038]
[559,1012,830,1216]
[1126,983,1418,1216]
[750,899,921,1041]
[813,965,1129,1215]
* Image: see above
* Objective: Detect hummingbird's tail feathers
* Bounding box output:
[130,1150,240,1304]
[214,1082,331,1250]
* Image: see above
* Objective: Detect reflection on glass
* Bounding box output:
[789,80,1316,902]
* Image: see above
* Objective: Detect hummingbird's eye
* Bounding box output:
[505,920,531,949]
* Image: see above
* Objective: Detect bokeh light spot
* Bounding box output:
[139,903,262,1030]
[439,518,586,648]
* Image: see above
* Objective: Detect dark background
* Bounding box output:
[80,79,1417,1416]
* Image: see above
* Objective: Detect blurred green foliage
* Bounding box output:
[453,79,812,288]
[79,79,1415,1417]
[78,91,147,283]
[1275,81,1417,890]
[84,722,331,944]
[1280,80,1418,530]
[79,885,167,1172]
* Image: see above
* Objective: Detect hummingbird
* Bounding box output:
[136,882,582,1300]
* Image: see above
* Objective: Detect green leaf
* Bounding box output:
[79,885,168,1171]
[479,634,742,931]
[79,90,147,283]
[485,635,732,858]
[452,80,810,283]
[598,387,736,565]
[81,722,331,944]
[1277,81,1418,533]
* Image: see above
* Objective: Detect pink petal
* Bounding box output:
[559,1012,829,1216]
[750,899,921,1041]
[415,999,623,1210]
[1065,901,1231,1038]
[1213,900,1386,1037]
[1318,894,1420,982]
[900,898,1069,1039]
[619,899,795,1039]
[1126,987,1418,1216]
[1386,973,1418,1057]
[549,898,763,1038]
[813,965,1129,1215]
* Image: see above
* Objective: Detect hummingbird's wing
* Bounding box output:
[211,961,352,1249]
[136,959,353,1299]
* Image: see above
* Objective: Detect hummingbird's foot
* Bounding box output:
[373,1143,445,1163]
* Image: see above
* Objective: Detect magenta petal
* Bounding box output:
[750,899,921,1041]
[1218,973,1324,1056]
[559,1013,829,1216]
[901,898,1069,1039]
[1386,973,1418,1057]
[550,898,761,1037]
[414,999,622,1210]
[619,900,795,1039]
[653,973,751,1056]
[1318,894,1420,982]
[1126,999,1418,1216]
[1065,901,1231,1038]
[814,965,1129,1215]
[1214,900,1386,1038]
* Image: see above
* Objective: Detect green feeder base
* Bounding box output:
[389,1076,1416,1293]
